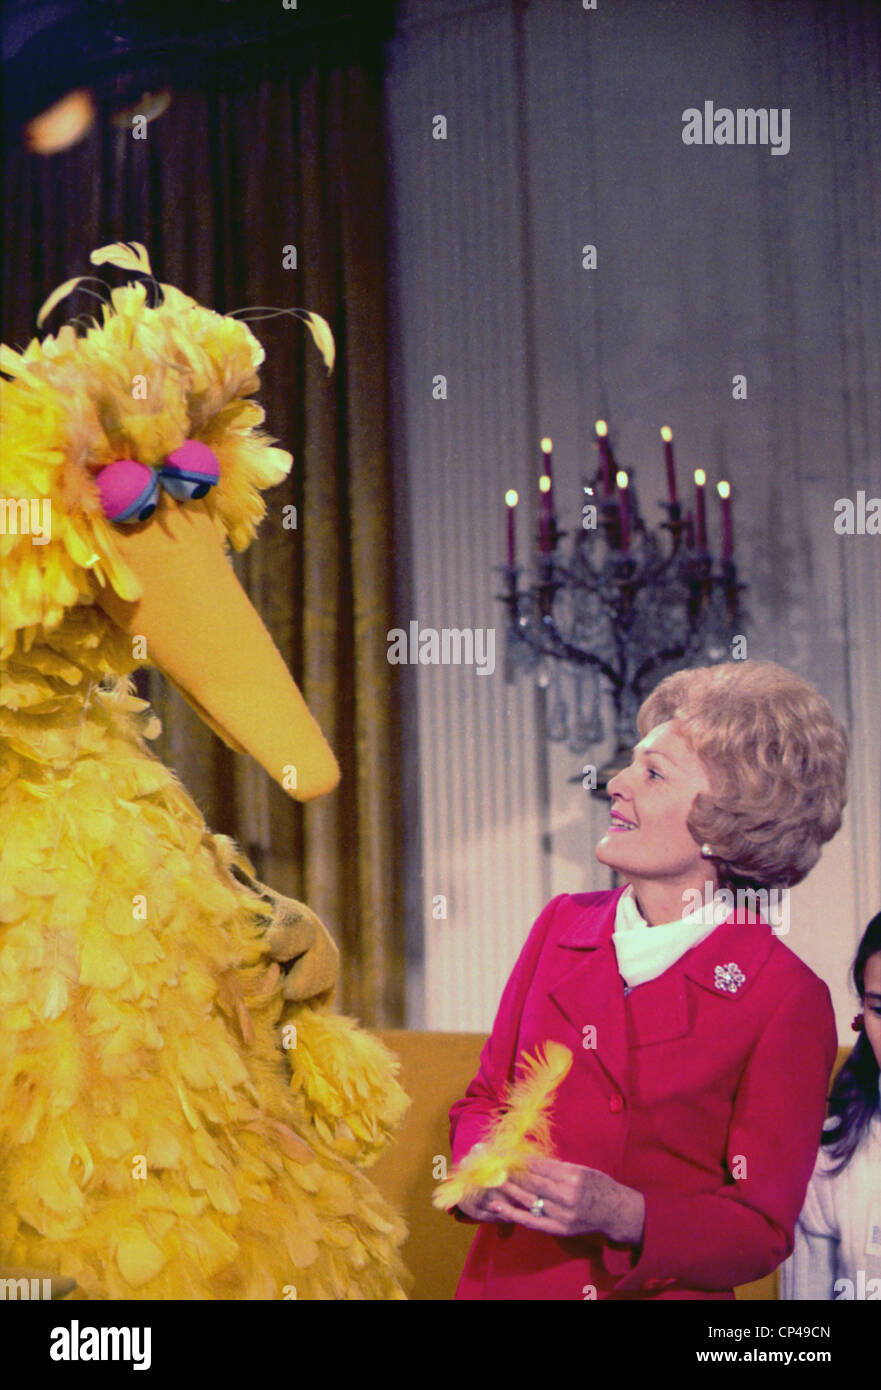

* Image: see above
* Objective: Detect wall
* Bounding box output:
[383,0,881,1032]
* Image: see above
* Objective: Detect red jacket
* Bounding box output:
[450,889,837,1300]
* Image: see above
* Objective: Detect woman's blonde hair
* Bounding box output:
[637,660,849,891]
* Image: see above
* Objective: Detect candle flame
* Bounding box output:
[717,480,730,499]
[539,475,552,494]
[541,436,553,453]
[660,425,673,442]
[616,470,628,489]
[505,489,519,508]
[694,468,706,486]
[595,420,608,438]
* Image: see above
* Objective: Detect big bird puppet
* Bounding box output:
[0,243,409,1299]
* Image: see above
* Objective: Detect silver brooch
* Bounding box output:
[714,962,746,994]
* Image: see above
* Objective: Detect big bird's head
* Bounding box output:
[0,243,339,799]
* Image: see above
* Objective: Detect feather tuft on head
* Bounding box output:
[1,245,335,681]
[432,1041,573,1211]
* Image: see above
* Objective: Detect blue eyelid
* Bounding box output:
[115,474,160,522]
[158,465,219,502]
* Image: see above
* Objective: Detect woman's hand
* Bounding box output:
[474,1156,646,1244]
[454,1189,512,1222]
[451,1145,509,1222]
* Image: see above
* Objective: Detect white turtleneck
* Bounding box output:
[612,882,734,989]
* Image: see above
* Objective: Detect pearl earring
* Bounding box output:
[700,843,714,857]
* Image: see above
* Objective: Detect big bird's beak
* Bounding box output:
[93,493,340,801]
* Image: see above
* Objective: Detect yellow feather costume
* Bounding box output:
[0,245,408,1299]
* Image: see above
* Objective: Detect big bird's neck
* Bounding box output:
[0,662,152,779]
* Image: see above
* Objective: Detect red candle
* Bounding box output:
[685,509,695,549]
[540,436,553,490]
[660,425,678,504]
[694,469,708,550]
[717,480,733,561]
[505,488,518,566]
[538,473,552,553]
[595,420,613,496]
[540,435,555,533]
[616,470,630,551]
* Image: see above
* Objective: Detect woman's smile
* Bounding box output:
[594,720,720,924]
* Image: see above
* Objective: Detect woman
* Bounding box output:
[449,659,848,1300]
[781,913,881,1300]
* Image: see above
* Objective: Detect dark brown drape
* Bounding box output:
[3,31,407,1023]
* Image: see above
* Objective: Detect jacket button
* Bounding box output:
[609,1093,625,1113]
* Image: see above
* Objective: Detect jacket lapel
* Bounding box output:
[625,911,776,1046]
[549,893,630,1094]
[681,912,776,999]
[547,895,778,1074]
[625,969,691,1047]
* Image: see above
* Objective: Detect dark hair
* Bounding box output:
[822,912,881,1173]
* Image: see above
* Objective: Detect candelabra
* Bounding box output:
[497,429,746,795]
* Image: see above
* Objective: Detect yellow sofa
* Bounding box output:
[373,1032,853,1301]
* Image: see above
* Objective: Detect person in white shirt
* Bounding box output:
[781,912,881,1300]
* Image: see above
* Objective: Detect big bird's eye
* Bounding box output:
[95,459,159,523]
[159,440,220,501]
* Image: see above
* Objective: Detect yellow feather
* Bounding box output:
[89,241,153,276]
[433,1042,573,1210]
[301,311,335,372]
[494,1039,573,1152]
[36,277,88,329]
[115,1225,167,1287]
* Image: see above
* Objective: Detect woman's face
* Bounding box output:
[862,952,881,1071]
[595,720,712,889]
